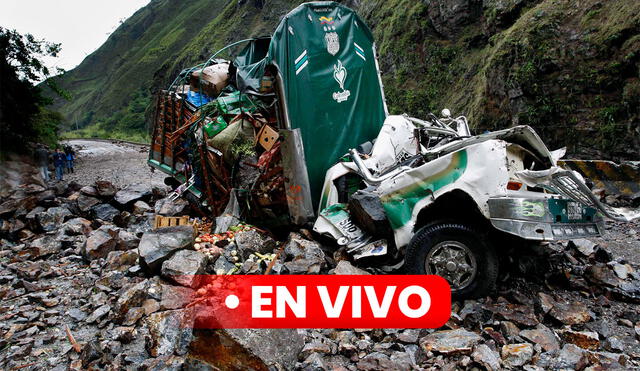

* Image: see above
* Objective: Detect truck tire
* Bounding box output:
[405,222,498,299]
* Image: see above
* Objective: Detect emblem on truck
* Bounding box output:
[332,60,351,103]
[325,32,339,55]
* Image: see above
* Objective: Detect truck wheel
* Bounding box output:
[405,222,498,299]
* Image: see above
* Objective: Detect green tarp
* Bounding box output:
[237,1,387,207]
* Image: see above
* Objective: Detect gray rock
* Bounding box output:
[114,183,153,206]
[61,217,92,236]
[114,280,150,320]
[331,260,370,275]
[204,328,304,369]
[77,194,101,212]
[83,225,120,260]
[612,263,632,280]
[146,309,194,357]
[86,304,111,323]
[138,225,195,272]
[80,186,99,196]
[585,263,621,287]
[29,235,62,258]
[154,197,189,216]
[37,206,72,232]
[472,344,501,371]
[105,250,139,271]
[132,201,152,215]
[91,203,120,222]
[501,343,534,368]
[67,308,87,322]
[212,255,235,275]
[536,344,584,369]
[520,324,560,352]
[235,229,277,259]
[161,250,207,288]
[282,233,325,274]
[116,230,140,251]
[420,328,482,355]
[548,300,591,325]
[570,238,597,256]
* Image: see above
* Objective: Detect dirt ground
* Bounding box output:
[61,140,166,189]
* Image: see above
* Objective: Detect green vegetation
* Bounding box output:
[52,0,639,159]
[0,27,67,155]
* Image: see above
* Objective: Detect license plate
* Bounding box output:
[567,201,583,220]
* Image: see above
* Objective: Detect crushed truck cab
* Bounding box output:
[314,113,638,297]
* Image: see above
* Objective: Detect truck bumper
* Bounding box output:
[488,197,605,241]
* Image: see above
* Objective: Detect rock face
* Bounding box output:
[161,250,207,288]
[114,183,153,206]
[138,225,195,272]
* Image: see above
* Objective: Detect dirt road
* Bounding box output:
[62,139,166,189]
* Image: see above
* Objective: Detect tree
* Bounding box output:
[0,27,66,154]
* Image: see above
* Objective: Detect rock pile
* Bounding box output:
[1,162,640,370]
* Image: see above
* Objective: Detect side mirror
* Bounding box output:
[441,108,451,118]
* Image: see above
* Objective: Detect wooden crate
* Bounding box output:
[153,215,191,229]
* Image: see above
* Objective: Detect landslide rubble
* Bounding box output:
[1,161,640,370]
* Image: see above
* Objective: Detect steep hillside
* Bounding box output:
[53,0,639,159]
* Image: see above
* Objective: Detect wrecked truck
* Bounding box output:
[149,1,639,298]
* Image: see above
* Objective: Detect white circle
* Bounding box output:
[225,294,240,309]
[398,286,431,318]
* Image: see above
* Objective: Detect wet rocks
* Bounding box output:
[420,329,482,355]
[138,225,195,272]
[91,203,120,222]
[161,250,207,288]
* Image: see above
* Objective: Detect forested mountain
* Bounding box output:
[52,0,639,159]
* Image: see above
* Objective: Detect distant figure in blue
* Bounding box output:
[64,145,75,173]
[53,148,66,181]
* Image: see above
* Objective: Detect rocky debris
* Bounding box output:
[95,180,117,197]
[420,329,483,355]
[548,299,592,325]
[472,344,501,370]
[331,260,371,275]
[29,235,62,258]
[132,200,152,215]
[77,194,101,213]
[502,343,534,367]
[520,324,560,352]
[138,225,195,272]
[83,225,120,259]
[235,229,277,259]
[37,206,72,232]
[558,329,600,350]
[114,183,153,206]
[146,308,194,357]
[91,203,120,222]
[283,232,326,274]
[161,249,207,288]
[154,197,189,216]
[570,238,597,256]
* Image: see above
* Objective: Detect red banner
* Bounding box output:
[180,275,451,328]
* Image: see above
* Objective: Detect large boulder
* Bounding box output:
[114,183,153,206]
[91,203,120,222]
[83,225,120,260]
[154,197,189,216]
[161,250,207,288]
[94,180,117,197]
[283,233,326,274]
[138,225,195,272]
[190,328,304,370]
[235,229,277,259]
[36,206,72,232]
[77,194,101,213]
[146,309,194,357]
